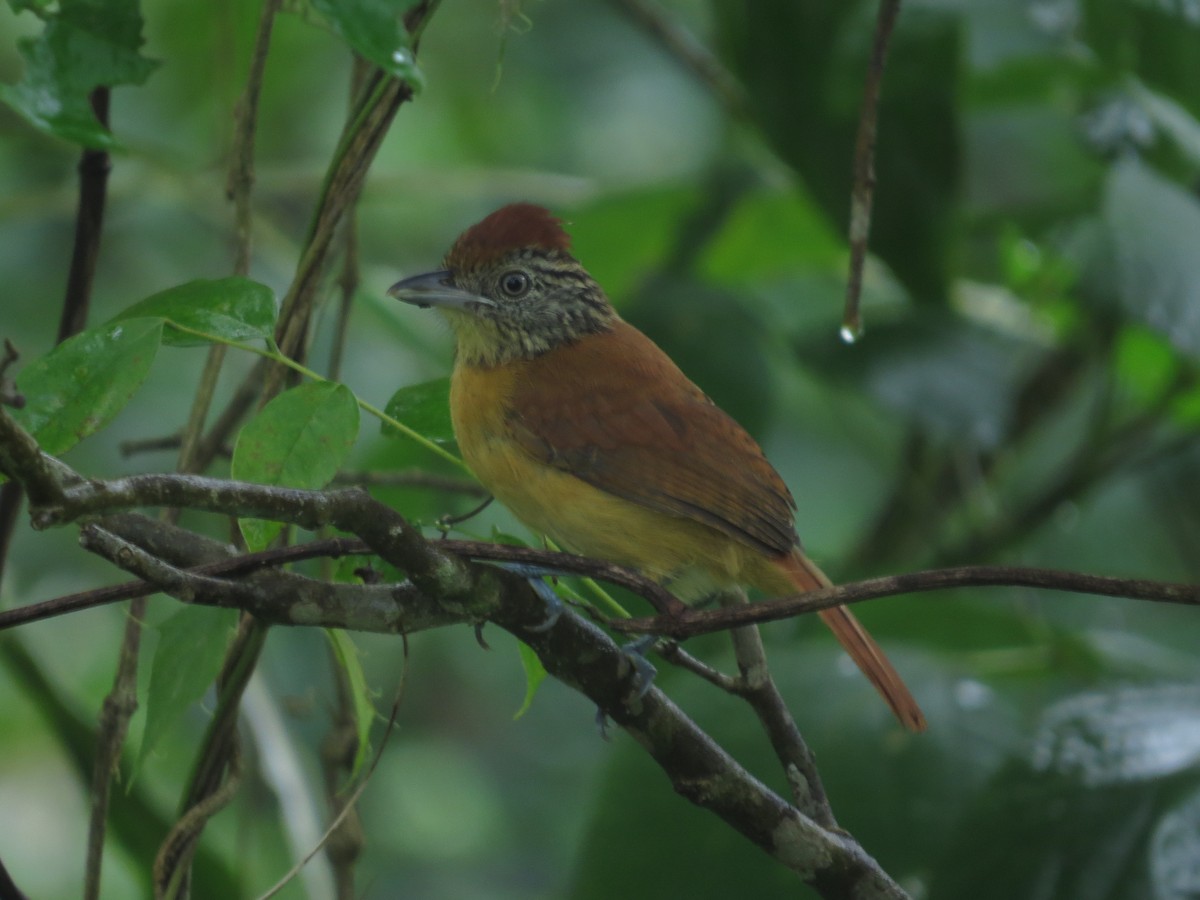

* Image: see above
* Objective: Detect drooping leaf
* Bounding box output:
[134,606,236,777]
[325,628,376,778]
[232,381,360,551]
[308,0,424,87]
[0,0,159,148]
[514,640,547,720]
[114,277,278,347]
[12,317,162,456]
[382,377,455,448]
[1104,159,1200,360]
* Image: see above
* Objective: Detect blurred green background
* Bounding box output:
[2,0,1200,898]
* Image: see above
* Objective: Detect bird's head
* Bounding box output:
[389,203,617,367]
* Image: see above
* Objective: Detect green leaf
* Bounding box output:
[308,0,424,88]
[1104,159,1200,360]
[701,187,844,284]
[113,277,278,347]
[232,381,360,551]
[135,606,235,777]
[0,0,158,148]
[325,628,375,778]
[930,685,1200,900]
[12,317,162,456]
[514,641,547,720]
[382,377,455,448]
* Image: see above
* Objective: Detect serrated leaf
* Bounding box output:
[382,377,455,447]
[325,628,375,777]
[134,606,235,777]
[514,640,547,720]
[11,317,162,456]
[309,0,424,88]
[232,381,360,551]
[114,277,278,347]
[1105,159,1200,359]
[0,0,158,148]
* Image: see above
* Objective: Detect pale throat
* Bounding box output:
[441,305,617,368]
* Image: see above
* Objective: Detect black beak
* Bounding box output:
[387,270,494,310]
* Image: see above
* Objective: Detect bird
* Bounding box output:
[389,203,926,732]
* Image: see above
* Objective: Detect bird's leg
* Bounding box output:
[618,633,659,700]
[493,562,565,632]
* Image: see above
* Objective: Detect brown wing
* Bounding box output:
[508,320,798,556]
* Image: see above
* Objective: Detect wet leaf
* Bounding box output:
[382,377,456,448]
[0,0,158,148]
[114,277,278,347]
[308,0,424,87]
[12,317,162,456]
[232,381,360,551]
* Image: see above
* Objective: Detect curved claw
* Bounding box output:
[497,562,565,632]
[621,634,659,700]
[595,706,611,741]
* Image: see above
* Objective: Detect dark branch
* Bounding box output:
[843,0,902,339]
[611,565,1200,638]
[59,87,111,343]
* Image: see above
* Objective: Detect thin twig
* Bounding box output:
[328,57,373,383]
[612,565,1200,638]
[227,0,280,277]
[843,0,902,340]
[333,468,487,496]
[609,0,749,119]
[718,589,834,827]
[258,640,409,900]
[153,744,245,900]
[0,339,23,409]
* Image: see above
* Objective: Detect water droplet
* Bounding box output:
[392,48,412,66]
[839,324,859,345]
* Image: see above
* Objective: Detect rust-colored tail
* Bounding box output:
[776,551,926,732]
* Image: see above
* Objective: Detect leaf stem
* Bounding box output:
[163,322,467,471]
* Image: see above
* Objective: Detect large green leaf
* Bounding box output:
[1104,159,1200,360]
[232,381,360,551]
[12,317,162,456]
[382,377,456,448]
[308,0,424,87]
[134,606,235,777]
[113,277,278,347]
[0,0,158,148]
[930,685,1200,900]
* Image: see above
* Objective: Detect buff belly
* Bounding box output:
[450,361,780,601]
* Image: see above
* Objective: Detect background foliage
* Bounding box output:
[2,0,1200,897]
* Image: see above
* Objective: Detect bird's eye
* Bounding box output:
[498,270,531,298]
